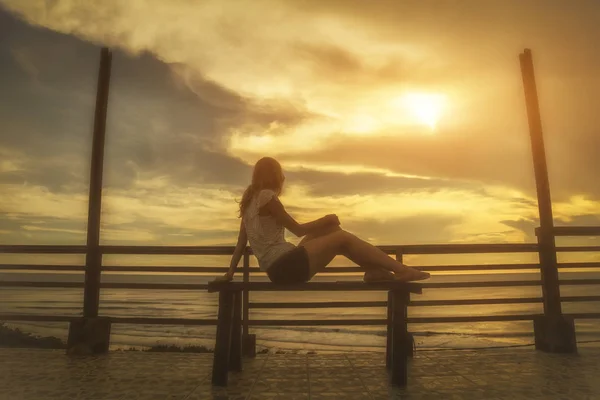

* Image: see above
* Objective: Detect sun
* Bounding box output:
[393,93,446,129]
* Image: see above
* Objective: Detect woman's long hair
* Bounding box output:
[238,157,284,218]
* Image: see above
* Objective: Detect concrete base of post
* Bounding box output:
[67,317,111,355]
[242,333,256,358]
[533,315,577,354]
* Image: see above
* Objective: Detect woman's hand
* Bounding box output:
[324,214,340,226]
[213,272,233,283]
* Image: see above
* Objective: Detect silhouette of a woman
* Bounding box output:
[216,157,430,284]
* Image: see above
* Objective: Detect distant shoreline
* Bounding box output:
[0,323,66,349]
[0,323,293,354]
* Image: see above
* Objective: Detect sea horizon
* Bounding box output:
[2,270,599,353]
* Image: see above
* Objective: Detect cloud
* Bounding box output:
[2,1,600,201]
[1,2,599,250]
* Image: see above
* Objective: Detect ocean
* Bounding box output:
[1,271,599,353]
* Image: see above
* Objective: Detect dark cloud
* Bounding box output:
[0,11,314,193]
[501,214,600,244]
[282,132,536,194]
[500,218,538,241]
[285,168,472,197]
[283,126,600,201]
[0,214,86,245]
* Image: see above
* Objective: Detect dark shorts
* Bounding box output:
[266,246,311,284]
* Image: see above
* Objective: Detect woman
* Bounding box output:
[215,157,430,284]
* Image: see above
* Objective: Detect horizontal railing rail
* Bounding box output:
[536,226,600,237]
[2,243,600,255]
[1,241,599,335]
[2,261,600,273]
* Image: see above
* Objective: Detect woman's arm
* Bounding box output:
[262,197,338,237]
[225,220,248,279]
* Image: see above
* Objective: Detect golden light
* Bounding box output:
[392,93,446,129]
[344,114,380,135]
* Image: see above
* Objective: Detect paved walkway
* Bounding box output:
[1,347,599,399]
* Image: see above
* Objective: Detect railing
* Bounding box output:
[1,229,599,340]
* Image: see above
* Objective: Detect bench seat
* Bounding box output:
[207,281,422,387]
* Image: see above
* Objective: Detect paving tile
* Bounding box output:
[1,347,600,399]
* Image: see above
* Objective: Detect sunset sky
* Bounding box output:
[1,1,599,259]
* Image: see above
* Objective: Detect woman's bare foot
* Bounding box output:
[392,267,430,282]
[363,269,394,283]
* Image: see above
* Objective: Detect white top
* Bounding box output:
[243,189,296,271]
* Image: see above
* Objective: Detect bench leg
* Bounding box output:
[385,291,393,370]
[229,291,243,372]
[212,291,234,386]
[390,290,409,386]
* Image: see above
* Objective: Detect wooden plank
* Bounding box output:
[0,282,211,290]
[212,291,234,386]
[0,265,85,271]
[0,315,79,322]
[249,297,550,309]
[0,282,85,288]
[536,226,600,237]
[229,291,242,372]
[208,282,422,293]
[249,301,389,309]
[2,243,597,257]
[248,319,388,326]
[0,314,219,325]
[4,280,596,291]
[230,264,542,273]
[100,283,209,290]
[562,296,600,302]
[247,314,542,325]
[1,313,595,327]
[565,313,600,319]
[1,261,595,273]
[382,243,538,254]
[2,243,598,257]
[560,279,600,286]
[558,262,600,269]
[408,315,540,323]
[556,246,600,252]
[102,266,228,273]
[0,243,542,255]
[411,298,542,306]
[420,281,541,289]
[104,317,218,325]
[5,260,596,274]
[101,245,242,255]
[0,245,87,254]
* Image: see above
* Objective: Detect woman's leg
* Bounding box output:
[299,225,386,274]
[300,229,429,281]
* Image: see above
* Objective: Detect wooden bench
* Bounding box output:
[207,281,422,387]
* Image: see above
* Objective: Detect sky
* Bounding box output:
[0,1,599,264]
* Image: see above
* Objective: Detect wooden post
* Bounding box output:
[520,49,577,353]
[386,248,404,368]
[519,49,561,318]
[242,250,256,357]
[386,290,393,370]
[212,291,234,386]
[83,48,112,318]
[390,289,409,386]
[395,249,413,357]
[229,291,243,371]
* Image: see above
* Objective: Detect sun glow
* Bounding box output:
[393,93,446,129]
